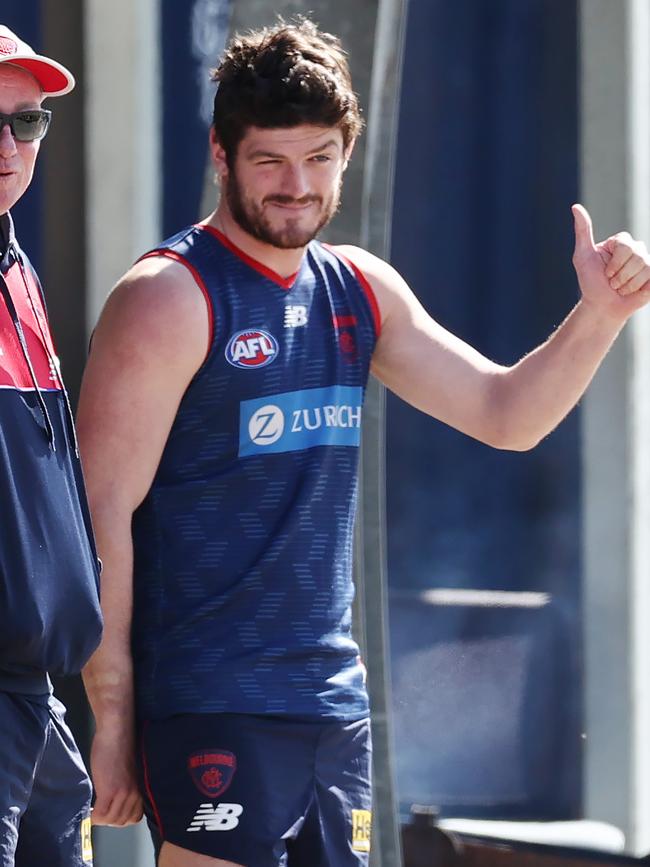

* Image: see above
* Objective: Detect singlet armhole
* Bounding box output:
[322,245,382,339]
[138,250,216,367]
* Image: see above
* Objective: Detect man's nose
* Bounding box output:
[282,164,309,199]
[0,122,17,158]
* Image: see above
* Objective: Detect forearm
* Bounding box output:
[83,648,135,741]
[80,500,143,824]
[82,508,136,742]
[495,298,626,450]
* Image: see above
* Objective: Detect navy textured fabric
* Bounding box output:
[0,693,93,867]
[132,225,379,721]
[0,213,102,689]
[139,712,372,866]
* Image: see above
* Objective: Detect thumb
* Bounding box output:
[572,203,596,256]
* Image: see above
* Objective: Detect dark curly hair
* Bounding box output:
[211,17,363,163]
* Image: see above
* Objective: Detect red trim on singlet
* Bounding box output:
[196,223,299,290]
[140,722,165,838]
[333,314,358,329]
[323,245,382,338]
[138,250,215,362]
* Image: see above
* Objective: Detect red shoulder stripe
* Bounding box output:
[138,250,215,363]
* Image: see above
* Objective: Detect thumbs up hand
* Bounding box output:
[572,203,650,321]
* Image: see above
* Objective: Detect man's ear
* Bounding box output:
[210,127,229,179]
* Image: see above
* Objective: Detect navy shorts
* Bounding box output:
[0,692,93,867]
[138,713,372,866]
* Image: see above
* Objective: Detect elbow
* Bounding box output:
[482,373,544,452]
[481,414,544,452]
[497,435,541,452]
[481,430,541,452]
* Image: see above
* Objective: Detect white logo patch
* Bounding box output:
[284,305,308,328]
[187,803,243,832]
[248,404,285,446]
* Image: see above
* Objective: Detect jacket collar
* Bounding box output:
[0,212,15,274]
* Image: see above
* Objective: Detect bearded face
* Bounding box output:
[220,125,349,250]
[225,167,343,250]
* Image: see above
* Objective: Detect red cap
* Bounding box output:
[0,25,75,97]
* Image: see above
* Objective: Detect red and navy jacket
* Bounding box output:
[0,213,102,694]
[132,225,380,721]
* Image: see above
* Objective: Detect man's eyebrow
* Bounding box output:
[306,139,340,154]
[246,140,341,160]
[247,149,285,160]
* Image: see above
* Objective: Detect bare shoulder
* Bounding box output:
[93,254,210,365]
[331,244,394,281]
[99,256,208,335]
[79,254,211,507]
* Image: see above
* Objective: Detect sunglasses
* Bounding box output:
[0,109,51,142]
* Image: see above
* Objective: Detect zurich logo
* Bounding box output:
[248,405,285,446]
[226,329,278,369]
[239,386,363,458]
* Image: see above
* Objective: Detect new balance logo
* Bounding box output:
[187,803,243,832]
[49,356,61,382]
[284,305,308,327]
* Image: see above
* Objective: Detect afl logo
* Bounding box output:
[226,329,279,369]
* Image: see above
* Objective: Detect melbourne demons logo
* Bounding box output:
[0,37,18,56]
[188,750,237,799]
[226,329,278,369]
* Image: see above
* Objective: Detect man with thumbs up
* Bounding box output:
[77,18,650,867]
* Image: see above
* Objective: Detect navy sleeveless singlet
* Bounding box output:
[132,225,379,721]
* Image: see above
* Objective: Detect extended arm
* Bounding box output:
[342,205,650,450]
[78,257,209,825]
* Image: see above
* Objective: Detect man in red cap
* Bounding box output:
[0,25,102,867]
